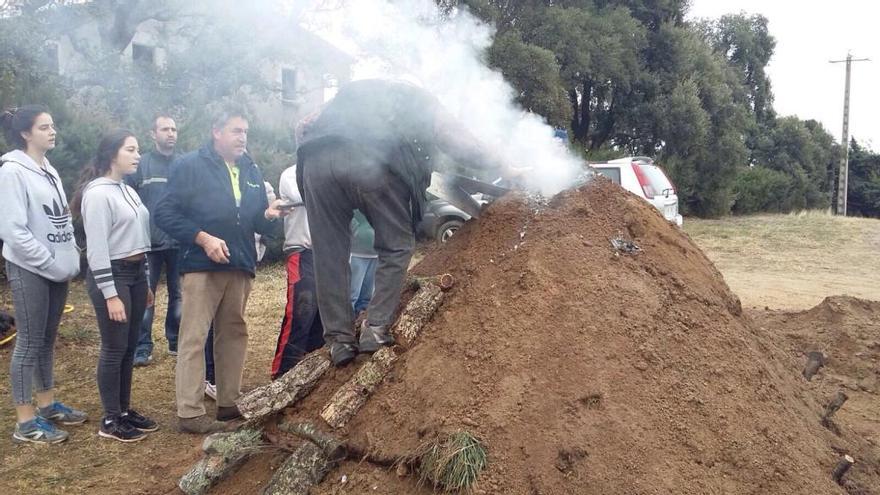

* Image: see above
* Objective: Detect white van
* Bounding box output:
[591,157,683,226]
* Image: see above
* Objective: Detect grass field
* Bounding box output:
[684,211,880,310]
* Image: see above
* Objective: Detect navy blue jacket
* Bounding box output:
[126,150,179,251]
[154,142,274,276]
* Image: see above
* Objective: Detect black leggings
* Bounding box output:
[86,260,148,417]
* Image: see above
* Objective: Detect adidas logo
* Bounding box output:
[42,199,70,230]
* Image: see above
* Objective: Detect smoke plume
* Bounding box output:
[299,0,585,195]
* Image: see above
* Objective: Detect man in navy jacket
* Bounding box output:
[155,105,286,433]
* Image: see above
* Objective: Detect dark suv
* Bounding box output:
[417,195,472,244]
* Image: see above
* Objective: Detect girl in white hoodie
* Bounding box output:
[0,105,87,444]
[72,130,157,443]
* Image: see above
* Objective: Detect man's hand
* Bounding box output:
[107,296,127,322]
[195,231,230,264]
[264,199,290,220]
[146,288,155,308]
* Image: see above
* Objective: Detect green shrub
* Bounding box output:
[732,166,793,214]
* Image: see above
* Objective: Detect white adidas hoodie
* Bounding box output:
[0,150,80,282]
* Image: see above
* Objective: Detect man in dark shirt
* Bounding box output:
[129,115,180,366]
[297,79,511,366]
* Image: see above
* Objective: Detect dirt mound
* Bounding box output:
[750,297,880,469]
[286,179,879,494]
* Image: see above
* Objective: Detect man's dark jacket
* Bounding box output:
[126,150,178,251]
[154,142,274,276]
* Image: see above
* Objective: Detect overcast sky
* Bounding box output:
[688,0,878,149]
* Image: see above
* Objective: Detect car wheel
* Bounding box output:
[436,219,464,244]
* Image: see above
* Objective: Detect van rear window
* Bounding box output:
[593,167,621,184]
[634,164,674,196]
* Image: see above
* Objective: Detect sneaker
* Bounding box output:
[38,401,88,425]
[217,405,242,422]
[99,415,147,442]
[168,349,178,357]
[358,322,395,353]
[12,416,69,444]
[133,353,153,367]
[204,381,217,401]
[330,342,358,367]
[121,409,158,432]
[178,415,237,434]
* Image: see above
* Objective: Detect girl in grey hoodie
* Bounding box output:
[72,129,157,443]
[0,105,88,444]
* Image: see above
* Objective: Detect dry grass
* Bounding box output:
[0,263,287,495]
[684,211,880,310]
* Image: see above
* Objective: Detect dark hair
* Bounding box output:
[153,113,175,131]
[1,104,51,150]
[211,103,249,132]
[71,129,136,217]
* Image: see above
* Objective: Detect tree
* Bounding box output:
[847,139,880,218]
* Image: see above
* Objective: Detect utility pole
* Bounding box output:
[830,53,870,216]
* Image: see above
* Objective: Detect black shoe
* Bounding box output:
[330,343,357,367]
[217,405,242,422]
[358,322,395,353]
[121,409,159,432]
[98,415,147,443]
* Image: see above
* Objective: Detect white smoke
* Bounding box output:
[298,0,584,195]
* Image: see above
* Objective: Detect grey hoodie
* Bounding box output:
[81,177,151,299]
[0,150,80,282]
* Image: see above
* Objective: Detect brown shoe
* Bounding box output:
[178,415,236,434]
[217,405,242,422]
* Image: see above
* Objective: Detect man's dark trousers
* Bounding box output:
[302,143,414,346]
[136,249,181,356]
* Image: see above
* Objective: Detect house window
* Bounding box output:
[132,43,155,66]
[282,68,298,102]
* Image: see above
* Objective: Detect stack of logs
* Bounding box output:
[178,274,454,495]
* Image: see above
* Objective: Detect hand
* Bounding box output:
[265,199,290,220]
[146,289,155,308]
[107,296,127,322]
[196,232,230,264]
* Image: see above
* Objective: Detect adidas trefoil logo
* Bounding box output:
[42,199,70,229]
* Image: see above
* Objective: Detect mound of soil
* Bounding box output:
[277,179,879,494]
[751,297,880,461]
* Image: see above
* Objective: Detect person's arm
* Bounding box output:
[82,190,118,300]
[433,107,507,175]
[0,166,56,271]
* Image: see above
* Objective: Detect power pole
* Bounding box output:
[830,53,870,216]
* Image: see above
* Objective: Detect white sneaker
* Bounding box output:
[204,381,217,401]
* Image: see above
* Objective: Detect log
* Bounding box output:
[262,442,333,495]
[820,390,848,429]
[394,282,445,345]
[277,421,346,462]
[407,273,455,291]
[802,351,826,381]
[832,454,855,485]
[235,353,331,420]
[178,429,264,495]
[321,346,398,428]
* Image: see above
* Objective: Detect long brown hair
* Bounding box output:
[70,129,135,217]
[1,105,50,151]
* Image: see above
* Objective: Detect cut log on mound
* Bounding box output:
[321,346,398,429]
[178,429,264,495]
[320,280,447,429]
[394,282,445,345]
[236,353,331,420]
[262,442,333,495]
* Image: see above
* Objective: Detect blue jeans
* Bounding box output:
[350,256,377,314]
[136,249,181,356]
